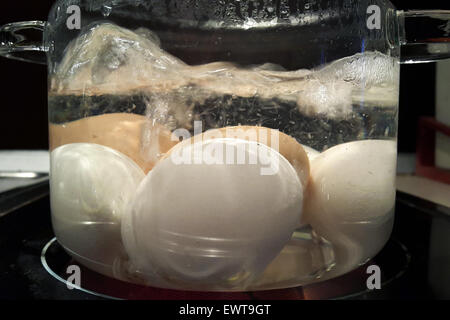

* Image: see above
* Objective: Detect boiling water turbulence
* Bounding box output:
[49,23,399,151]
[48,23,399,289]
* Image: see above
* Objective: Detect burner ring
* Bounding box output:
[41,237,411,300]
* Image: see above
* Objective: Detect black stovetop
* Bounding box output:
[1,185,449,300]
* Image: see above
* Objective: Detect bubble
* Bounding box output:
[101,5,113,17]
[52,23,399,129]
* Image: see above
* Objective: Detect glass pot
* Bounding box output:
[1,0,449,292]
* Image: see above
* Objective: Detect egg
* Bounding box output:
[301,144,320,161]
[50,143,145,277]
[49,113,179,173]
[250,237,333,289]
[166,125,310,187]
[302,140,397,279]
[122,138,304,289]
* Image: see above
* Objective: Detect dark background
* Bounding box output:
[0,0,447,152]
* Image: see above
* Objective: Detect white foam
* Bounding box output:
[52,23,399,119]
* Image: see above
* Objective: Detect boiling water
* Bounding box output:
[49,23,399,151]
[48,23,399,290]
[49,91,398,153]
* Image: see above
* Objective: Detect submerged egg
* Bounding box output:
[51,143,145,276]
[49,113,178,173]
[303,140,397,278]
[122,138,304,289]
[301,145,320,161]
[167,125,310,187]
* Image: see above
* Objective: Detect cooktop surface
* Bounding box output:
[0,185,449,300]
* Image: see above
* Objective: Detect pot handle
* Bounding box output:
[398,10,450,64]
[0,21,47,65]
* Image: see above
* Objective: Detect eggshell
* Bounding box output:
[301,145,320,161]
[50,143,145,277]
[122,138,304,289]
[251,239,328,289]
[49,113,179,173]
[166,126,310,187]
[303,140,397,278]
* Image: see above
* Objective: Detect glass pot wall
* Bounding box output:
[0,0,449,291]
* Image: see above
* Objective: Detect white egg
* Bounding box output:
[301,145,320,161]
[303,140,397,279]
[50,143,145,277]
[122,138,304,289]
